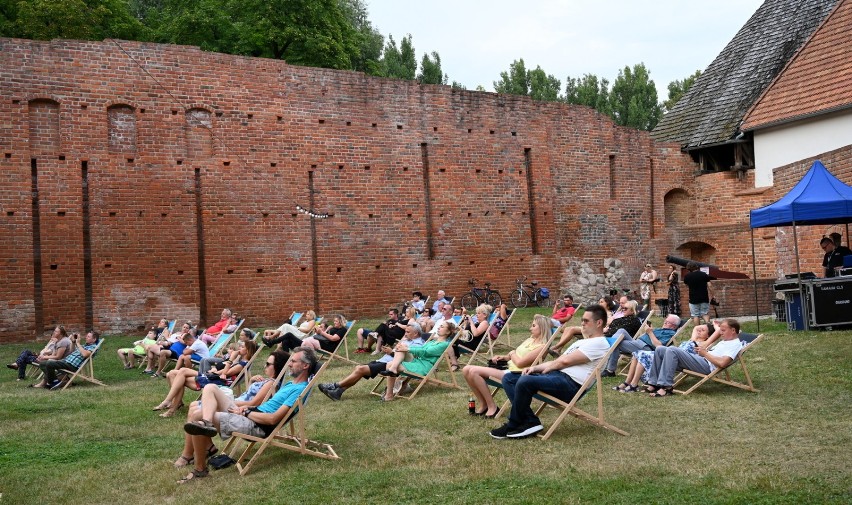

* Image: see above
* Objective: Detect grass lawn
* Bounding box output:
[0,309,850,504]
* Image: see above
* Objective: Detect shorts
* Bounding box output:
[365,361,388,378]
[689,303,710,317]
[218,412,269,440]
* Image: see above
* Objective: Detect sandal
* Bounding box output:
[450,364,460,372]
[611,382,630,391]
[649,387,674,398]
[643,384,660,394]
[620,384,639,393]
[207,444,218,458]
[177,468,208,484]
[152,401,171,412]
[184,419,217,437]
[378,369,399,377]
[174,455,194,468]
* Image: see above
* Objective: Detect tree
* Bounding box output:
[493,58,529,96]
[2,0,144,40]
[663,69,701,112]
[417,51,447,85]
[341,0,383,75]
[381,33,416,79]
[608,63,661,131]
[565,73,611,115]
[231,0,359,69]
[527,66,560,101]
[150,0,238,54]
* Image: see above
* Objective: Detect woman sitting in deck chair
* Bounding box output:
[207,339,258,383]
[462,314,550,418]
[378,320,457,401]
[173,349,291,469]
[261,310,317,350]
[448,304,492,371]
[300,314,347,352]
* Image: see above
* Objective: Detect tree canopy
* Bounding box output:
[609,63,661,130]
[663,69,701,112]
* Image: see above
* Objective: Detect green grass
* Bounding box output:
[1,309,850,504]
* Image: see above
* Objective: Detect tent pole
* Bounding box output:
[792,221,805,330]
[751,227,760,331]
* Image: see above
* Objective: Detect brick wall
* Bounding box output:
[0,38,780,342]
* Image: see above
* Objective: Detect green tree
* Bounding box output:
[528,66,561,101]
[381,34,416,79]
[663,69,701,112]
[493,58,529,96]
[232,0,359,69]
[2,0,143,40]
[418,51,447,85]
[150,0,238,54]
[608,62,661,131]
[341,0,383,75]
[565,73,611,115]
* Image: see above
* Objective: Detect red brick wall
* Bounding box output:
[0,38,779,341]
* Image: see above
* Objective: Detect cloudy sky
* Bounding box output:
[366,0,765,98]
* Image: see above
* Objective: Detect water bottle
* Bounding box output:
[468,396,475,415]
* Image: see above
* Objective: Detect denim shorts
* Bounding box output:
[689,302,709,317]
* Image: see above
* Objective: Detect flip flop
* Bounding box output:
[177,468,208,484]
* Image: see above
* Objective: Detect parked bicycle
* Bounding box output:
[510,277,553,308]
[461,278,502,310]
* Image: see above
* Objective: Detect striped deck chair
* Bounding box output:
[673,333,764,395]
[455,312,499,366]
[222,356,339,475]
[189,319,244,369]
[369,330,463,400]
[314,320,357,365]
[485,328,560,416]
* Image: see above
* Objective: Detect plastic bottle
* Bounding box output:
[468,396,475,414]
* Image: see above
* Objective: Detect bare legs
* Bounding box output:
[462,365,506,416]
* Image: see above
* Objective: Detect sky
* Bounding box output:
[365,0,766,99]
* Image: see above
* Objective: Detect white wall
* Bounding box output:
[753,108,852,187]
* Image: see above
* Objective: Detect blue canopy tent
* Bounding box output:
[748,160,852,329]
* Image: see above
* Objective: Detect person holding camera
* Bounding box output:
[683,261,713,325]
[639,263,659,312]
[448,304,492,372]
[32,331,100,390]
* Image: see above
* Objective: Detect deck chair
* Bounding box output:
[187,319,244,369]
[455,312,499,366]
[313,320,357,365]
[486,308,518,356]
[369,330,463,400]
[59,338,106,390]
[529,333,629,439]
[617,317,690,376]
[673,333,764,395]
[222,356,339,475]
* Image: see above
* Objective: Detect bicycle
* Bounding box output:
[509,277,553,308]
[461,278,502,311]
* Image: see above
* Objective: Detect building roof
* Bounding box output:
[742,0,852,131]
[652,0,838,150]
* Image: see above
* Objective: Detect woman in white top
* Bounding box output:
[461,314,551,418]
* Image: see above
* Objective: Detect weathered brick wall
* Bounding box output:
[0,38,779,341]
[769,145,852,277]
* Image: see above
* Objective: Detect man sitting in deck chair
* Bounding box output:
[179,346,318,483]
[643,318,744,398]
[490,305,610,440]
[32,331,100,390]
[601,314,681,377]
[549,299,641,364]
[317,322,426,401]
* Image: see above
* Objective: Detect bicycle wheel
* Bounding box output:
[535,289,553,308]
[510,289,528,308]
[486,291,502,307]
[461,293,477,311]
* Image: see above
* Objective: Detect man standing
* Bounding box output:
[601,314,680,377]
[490,305,612,439]
[683,261,713,325]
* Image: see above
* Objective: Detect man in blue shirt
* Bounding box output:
[178,346,317,483]
[34,331,100,390]
[601,314,680,376]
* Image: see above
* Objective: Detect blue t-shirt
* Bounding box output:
[639,327,676,348]
[257,380,308,414]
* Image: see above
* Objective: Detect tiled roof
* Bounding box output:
[652,0,838,149]
[742,0,852,131]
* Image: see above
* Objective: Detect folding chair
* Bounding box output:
[314,320,357,365]
[222,356,339,475]
[186,319,244,369]
[617,317,689,376]
[487,308,518,356]
[369,330,462,400]
[485,327,560,413]
[530,333,629,439]
[673,333,764,395]
[59,339,106,390]
[455,312,498,366]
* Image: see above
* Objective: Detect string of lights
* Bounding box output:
[296,205,330,219]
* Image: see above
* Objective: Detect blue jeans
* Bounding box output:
[502,371,582,428]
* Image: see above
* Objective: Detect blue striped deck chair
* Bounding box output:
[370,329,463,400]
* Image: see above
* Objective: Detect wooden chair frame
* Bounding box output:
[314,320,357,365]
[369,331,462,400]
[59,338,106,390]
[222,356,339,475]
[617,317,690,376]
[673,333,763,395]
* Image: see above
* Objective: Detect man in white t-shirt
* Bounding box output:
[490,304,612,440]
[644,318,745,397]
